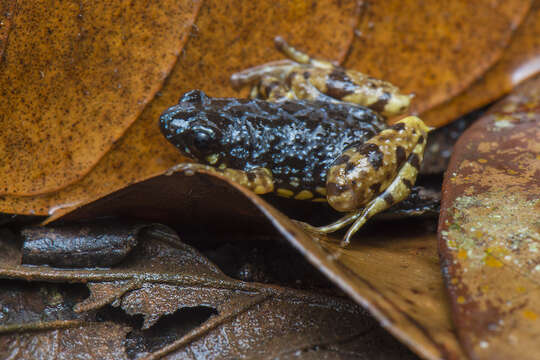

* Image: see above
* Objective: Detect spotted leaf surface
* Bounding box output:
[439,74,540,359]
[0,0,202,195]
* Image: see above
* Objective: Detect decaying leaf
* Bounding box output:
[0,0,360,216]
[0,281,131,360]
[0,223,418,359]
[439,74,540,359]
[0,0,202,196]
[37,165,461,359]
[422,1,540,128]
[344,0,532,123]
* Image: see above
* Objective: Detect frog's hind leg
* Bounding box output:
[339,141,426,246]
[274,36,335,70]
[172,163,274,194]
[302,138,426,246]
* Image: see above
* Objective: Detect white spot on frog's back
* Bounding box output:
[171,119,190,129]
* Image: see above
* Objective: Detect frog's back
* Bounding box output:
[160,91,386,200]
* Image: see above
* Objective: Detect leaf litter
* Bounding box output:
[0,222,418,359]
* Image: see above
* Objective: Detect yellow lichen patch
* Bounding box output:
[523,310,538,321]
[315,186,327,196]
[457,296,466,304]
[277,188,294,198]
[484,255,503,268]
[477,158,488,163]
[312,198,327,202]
[294,190,314,200]
[457,249,468,260]
[473,230,484,239]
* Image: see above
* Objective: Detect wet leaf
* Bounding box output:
[422,1,540,128]
[21,221,146,267]
[0,0,360,216]
[344,0,532,122]
[0,281,131,360]
[0,225,417,359]
[439,74,540,359]
[40,166,462,359]
[0,0,202,196]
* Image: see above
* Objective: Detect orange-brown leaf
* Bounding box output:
[422,1,540,127]
[344,0,532,123]
[0,0,202,196]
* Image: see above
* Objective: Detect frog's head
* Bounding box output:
[159,90,225,164]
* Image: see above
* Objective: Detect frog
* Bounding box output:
[160,92,430,247]
[230,36,413,118]
[160,38,431,246]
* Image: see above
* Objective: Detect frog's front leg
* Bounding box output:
[172,163,275,194]
[307,116,431,246]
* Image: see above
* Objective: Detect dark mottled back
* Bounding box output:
[160,90,387,192]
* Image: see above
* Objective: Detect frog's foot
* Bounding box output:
[173,163,274,194]
[256,76,294,101]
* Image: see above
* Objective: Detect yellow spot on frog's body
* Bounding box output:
[312,198,327,202]
[484,256,503,268]
[315,186,327,196]
[523,310,538,321]
[253,185,267,194]
[477,158,487,164]
[457,296,466,304]
[507,169,518,175]
[295,190,314,200]
[277,188,294,198]
[218,163,227,169]
[206,154,219,165]
[457,249,468,260]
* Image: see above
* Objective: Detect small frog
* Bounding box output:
[230,36,413,118]
[160,38,431,246]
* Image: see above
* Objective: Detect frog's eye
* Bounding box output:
[190,126,217,153]
[193,131,212,148]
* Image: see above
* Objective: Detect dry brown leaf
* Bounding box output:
[0,0,360,216]
[0,0,202,196]
[40,166,462,359]
[438,74,540,359]
[344,0,532,123]
[422,1,540,128]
